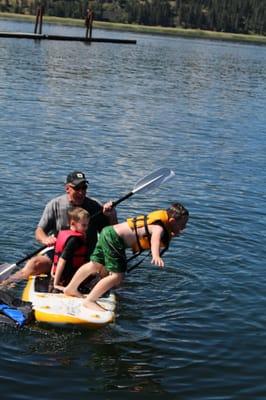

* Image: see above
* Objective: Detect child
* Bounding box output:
[51,207,90,292]
[64,203,189,311]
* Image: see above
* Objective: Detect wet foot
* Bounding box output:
[64,288,84,298]
[83,299,107,312]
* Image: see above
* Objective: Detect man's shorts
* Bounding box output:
[90,226,127,273]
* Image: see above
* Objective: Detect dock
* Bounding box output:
[0,31,137,44]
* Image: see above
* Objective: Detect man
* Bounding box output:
[4,171,117,283]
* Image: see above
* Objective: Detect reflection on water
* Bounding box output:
[0,18,266,398]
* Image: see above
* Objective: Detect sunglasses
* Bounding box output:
[70,184,88,191]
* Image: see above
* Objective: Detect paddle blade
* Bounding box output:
[132,168,175,195]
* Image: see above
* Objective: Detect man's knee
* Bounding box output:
[23,256,51,276]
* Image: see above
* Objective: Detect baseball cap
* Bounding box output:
[66,171,89,187]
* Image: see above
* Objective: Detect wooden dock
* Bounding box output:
[0,31,137,44]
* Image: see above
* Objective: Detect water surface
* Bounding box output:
[0,18,266,399]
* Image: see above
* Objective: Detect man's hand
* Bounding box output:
[43,235,57,247]
[36,227,56,247]
[102,201,118,224]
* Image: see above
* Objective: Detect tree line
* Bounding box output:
[1,0,265,35]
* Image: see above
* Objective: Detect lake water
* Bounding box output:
[0,18,266,399]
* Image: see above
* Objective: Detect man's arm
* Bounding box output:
[35,226,56,247]
[102,201,118,225]
[35,197,62,246]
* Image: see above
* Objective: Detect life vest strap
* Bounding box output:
[132,217,143,252]
[132,215,152,252]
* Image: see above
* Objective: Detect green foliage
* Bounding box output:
[101,1,128,23]
[0,0,265,34]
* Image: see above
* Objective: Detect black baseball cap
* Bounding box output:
[66,171,89,187]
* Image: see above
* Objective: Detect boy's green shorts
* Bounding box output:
[90,226,127,273]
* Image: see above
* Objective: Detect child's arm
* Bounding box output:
[53,257,66,291]
[150,225,165,267]
[53,237,82,290]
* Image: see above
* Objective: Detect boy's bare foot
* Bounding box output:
[64,288,84,298]
[83,299,107,312]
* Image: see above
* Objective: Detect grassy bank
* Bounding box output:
[1,12,266,45]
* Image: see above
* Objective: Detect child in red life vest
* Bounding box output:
[64,203,189,312]
[51,207,90,292]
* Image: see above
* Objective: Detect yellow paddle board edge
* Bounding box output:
[22,275,34,302]
[34,308,112,328]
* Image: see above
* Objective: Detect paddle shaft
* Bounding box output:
[0,244,49,279]
[111,192,133,208]
[15,245,47,266]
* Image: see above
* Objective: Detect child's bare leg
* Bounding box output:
[64,261,103,298]
[83,272,124,311]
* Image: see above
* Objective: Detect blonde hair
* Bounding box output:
[67,207,90,223]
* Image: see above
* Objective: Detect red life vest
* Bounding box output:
[52,230,88,274]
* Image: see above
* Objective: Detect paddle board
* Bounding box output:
[22,275,116,328]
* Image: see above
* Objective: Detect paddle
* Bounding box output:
[111,167,175,207]
[90,167,175,219]
[0,245,47,281]
[0,167,175,281]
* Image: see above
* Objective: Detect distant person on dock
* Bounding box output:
[85,7,94,40]
[2,171,117,285]
[50,207,91,292]
[64,203,189,312]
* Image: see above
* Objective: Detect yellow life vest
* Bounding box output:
[127,209,171,253]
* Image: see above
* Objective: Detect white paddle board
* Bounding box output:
[22,275,116,328]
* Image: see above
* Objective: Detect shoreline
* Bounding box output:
[1,12,266,45]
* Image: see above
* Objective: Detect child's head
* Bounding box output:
[167,203,189,237]
[68,207,90,235]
